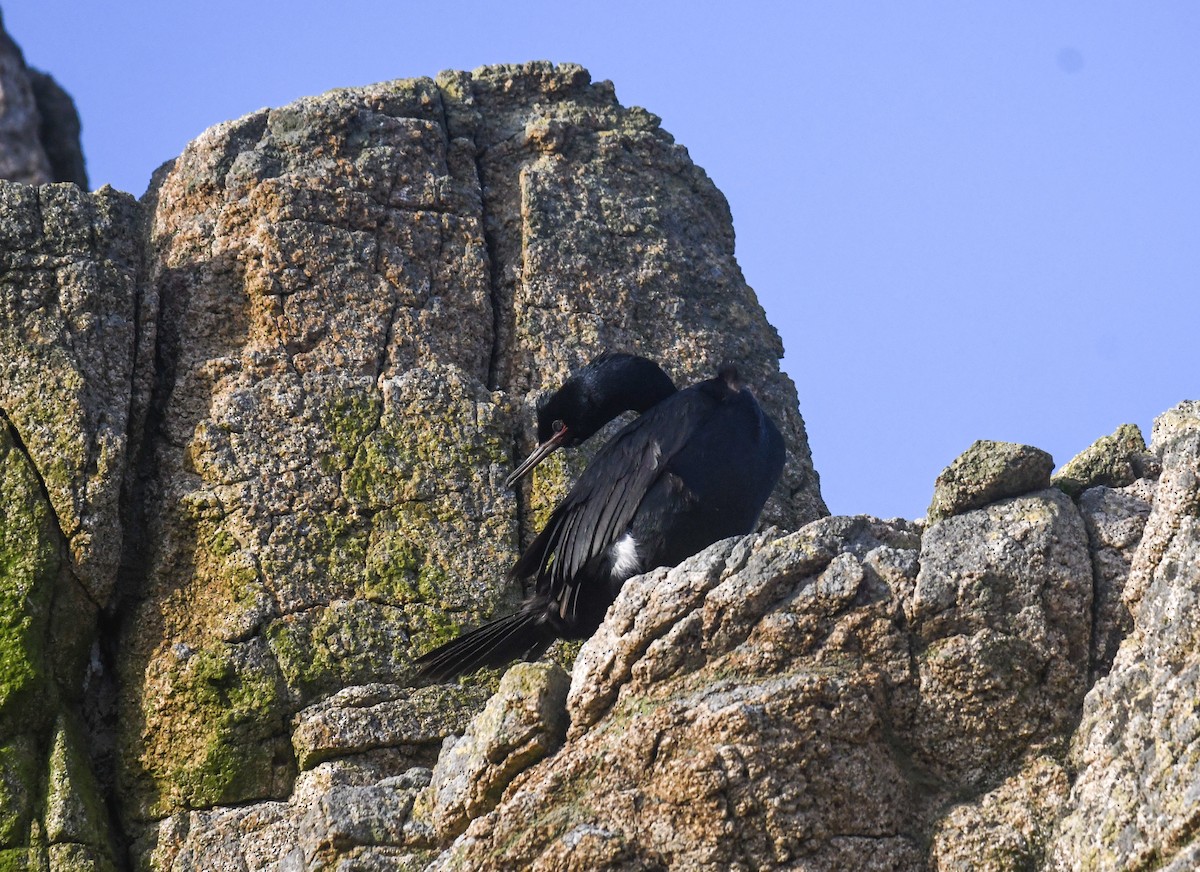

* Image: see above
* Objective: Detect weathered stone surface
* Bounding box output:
[431,520,936,871]
[929,756,1069,871]
[45,716,118,865]
[1053,422,1157,497]
[1050,401,1200,871]
[139,765,436,872]
[0,411,121,869]
[292,683,491,771]
[113,61,826,837]
[116,75,519,824]
[3,39,1196,870]
[927,439,1055,521]
[0,181,144,602]
[428,475,1119,870]
[419,661,570,839]
[907,488,1093,786]
[1078,478,1155,681]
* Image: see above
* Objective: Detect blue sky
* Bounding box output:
[7,1,1198,519]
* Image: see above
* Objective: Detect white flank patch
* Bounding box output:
[609,532,642,580]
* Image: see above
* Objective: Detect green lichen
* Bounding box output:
[0,848,29,872]
[147,643,292,814]
[322,390,382,472]
[0,427,60,737]
[0,737,37,848]
[318,512,372,595]
[268,600,411,700]
[345,427,416,508]
[362,536,423,604]
[408,601,461,654]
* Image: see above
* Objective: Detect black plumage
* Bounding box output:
[414,352,785,681]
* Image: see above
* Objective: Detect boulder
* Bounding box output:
[927,439,1055,521]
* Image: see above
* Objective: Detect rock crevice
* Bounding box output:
[0,37,1196,871]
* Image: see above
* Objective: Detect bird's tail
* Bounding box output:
[413,608,556,682]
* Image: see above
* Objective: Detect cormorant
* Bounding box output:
[414,352,785,681]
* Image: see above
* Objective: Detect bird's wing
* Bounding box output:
[512,384,719,605]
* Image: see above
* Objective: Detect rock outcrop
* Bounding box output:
[0,12,87,187]
[0,57,826,869]
[0,38,1197,872]
[417,415,1196,871]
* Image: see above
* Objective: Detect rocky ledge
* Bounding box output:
[0,29,1196,871]
[143,406,1198,871]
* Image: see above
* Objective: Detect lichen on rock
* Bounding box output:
[1052,422,1158,498]
[2,30,1197,869]
[927,439,1055,521]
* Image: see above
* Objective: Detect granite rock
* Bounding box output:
[1052,423,1157,498]
[1,32,1196,870]
[907,487,1093,786]
[111,62,825,836]
[1050,401,1200,871]
[1078,478,1155,681]
[418,662,570,840]
[927,440,1055,521]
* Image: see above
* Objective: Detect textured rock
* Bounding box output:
[1052,422,1157,497]
[1078,478,1155,681]
[431,520,933,871]
[927,439,1055,521]
[292,683,491,771]
[929,756,1069,871]
[432,522,926,868]
[0,181,144,602]
[1050,401,1200,871]
[907,488,1093,786]
[110,62,825,838]
[2,42,1197,871]
[140,764,437,871]
[419,662,570,839]
[0,180,134,866]
[428,468,1141,869]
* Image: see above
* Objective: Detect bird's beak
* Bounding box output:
[506,427,569,488]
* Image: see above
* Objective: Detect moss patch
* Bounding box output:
[0,737,37,848]
[0,426,61,739]
[138,640,293,816]
[268,600,411,701]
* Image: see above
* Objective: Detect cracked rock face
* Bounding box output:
[114,63,825,843]
[0,55,825,867]
[432,502,1089,871]
[0,179,141,869]
[1051,401,1200,871]
[417,407,1194,871]
[2,38,1198,872]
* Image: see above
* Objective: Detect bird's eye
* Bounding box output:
[552,419,565,434]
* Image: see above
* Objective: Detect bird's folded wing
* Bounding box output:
[514,386,719,601]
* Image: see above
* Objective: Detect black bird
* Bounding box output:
[413,352,785,681]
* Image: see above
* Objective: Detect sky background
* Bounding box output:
[6,2,1197,520]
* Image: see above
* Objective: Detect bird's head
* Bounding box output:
[505,352,677,487]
